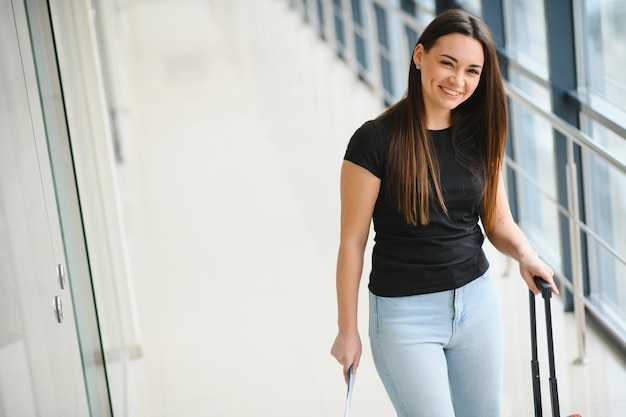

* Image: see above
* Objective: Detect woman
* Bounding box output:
[330,9,557,417]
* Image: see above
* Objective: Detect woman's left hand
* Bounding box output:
[518,252,558,295]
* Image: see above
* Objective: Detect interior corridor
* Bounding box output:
[114,1,626,415]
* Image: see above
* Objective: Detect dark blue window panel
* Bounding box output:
[355,33,367,69]
[335,16,346,48]
[302,0,309,22]
[380,55,394,96]
[351,0,363,25]
[400,0,415,15]
[374,4,389,49]
[316,0,325,38]
[333,0,345,49]
[405,25,419,57]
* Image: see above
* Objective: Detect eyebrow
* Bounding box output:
[439,53,483,68]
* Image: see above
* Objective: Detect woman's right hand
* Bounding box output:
[331,161,378,384]
[330,329,362,383]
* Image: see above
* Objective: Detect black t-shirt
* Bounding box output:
[344,117,489,296]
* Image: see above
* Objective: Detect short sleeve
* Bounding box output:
[344,120,388,179]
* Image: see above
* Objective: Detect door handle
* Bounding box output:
[53,296,64,323]
[57,264,67,289]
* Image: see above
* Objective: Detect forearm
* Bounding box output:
[487,218,537,262]
[335,242,365,333]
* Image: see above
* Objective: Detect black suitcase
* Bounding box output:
[529,277,581,417]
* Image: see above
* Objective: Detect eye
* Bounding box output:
[468,69,481,75]
[441,60,454,67]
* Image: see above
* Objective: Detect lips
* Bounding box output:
[441,86,462,96]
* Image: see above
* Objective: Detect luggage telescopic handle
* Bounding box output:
[534,276,553,299]
[529,283,543,417]
[530,276,560,417]
[530,277,582,417]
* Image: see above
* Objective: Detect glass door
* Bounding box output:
[0,0,90,415]
[0,0,112,416]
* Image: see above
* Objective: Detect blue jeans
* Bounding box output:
[369,271,503,417]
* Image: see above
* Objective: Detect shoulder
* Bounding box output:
[349,117,393,148]
[344,117,393,179]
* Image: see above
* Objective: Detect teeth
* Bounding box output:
[442,86,461,96]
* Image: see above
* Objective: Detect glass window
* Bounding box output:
[351,0,363,23]
[399,0,435,15]
[582,120,626,335]
[302,0,310,23]
[374,4,395,101]
[316,0,325,39]
[502,0,560,265]
[455,0,481,16]
[375,4,390,49]
[509,71,562,268]
[401,0,434,60]
[350,0,370,78]
[332,0,346,56]
[415,8,435,28]
[580,0,626,112]
[400,0,415,15]
[405,25,418,57]
[503,0,549,78]
[415,0,435,11]
[577,0,626,340]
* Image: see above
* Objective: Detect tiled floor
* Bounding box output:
[116,0,626,416]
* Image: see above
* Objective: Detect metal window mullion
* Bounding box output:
[505,155,626,268]
[544,0,589,363]
[505,84,626,176]
[566,140,591,365]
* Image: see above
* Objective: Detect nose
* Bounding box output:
[449,70,464,87]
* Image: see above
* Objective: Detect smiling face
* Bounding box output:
[413,33,484,129]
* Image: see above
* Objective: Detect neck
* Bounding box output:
[424,109,451,130]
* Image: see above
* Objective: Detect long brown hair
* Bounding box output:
[381,9,507,234]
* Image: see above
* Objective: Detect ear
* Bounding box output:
[413,44,424,67]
